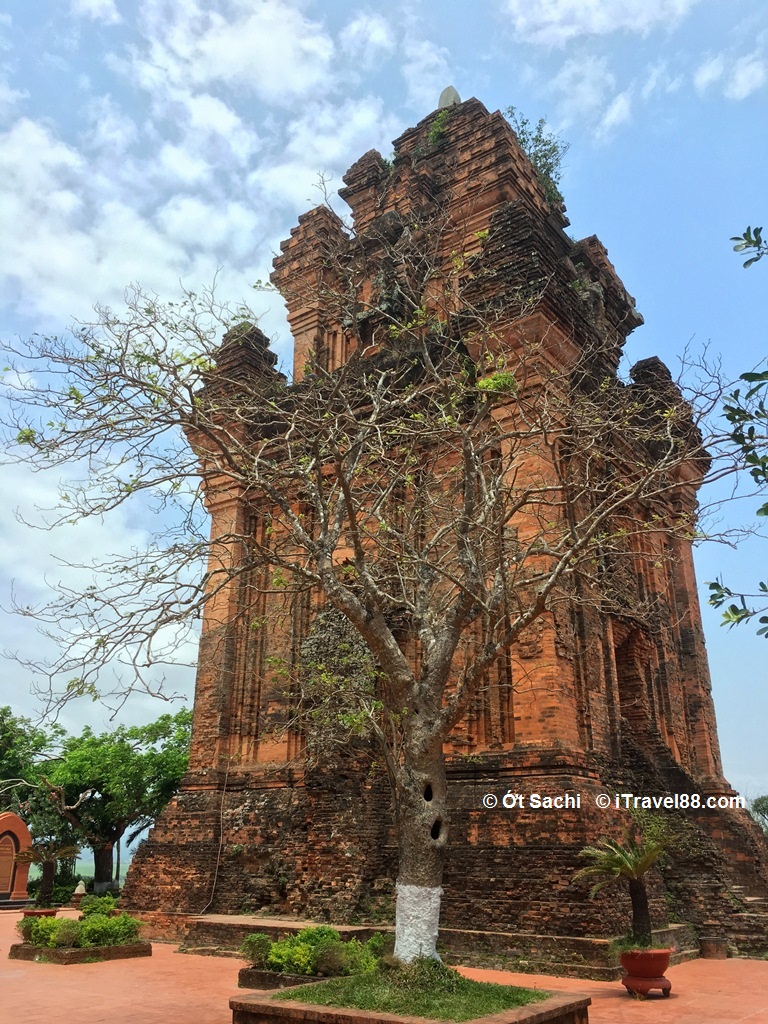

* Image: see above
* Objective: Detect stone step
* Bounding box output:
[178,945,244,958]
[671,947,701,965]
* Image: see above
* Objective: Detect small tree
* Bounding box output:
[39,709,192,891]
[15,841,79,907]
[504,106,569,206]
[750,795,768,835]
[574,834,666,946]
[0,707,80,864]
[0,706,63,811]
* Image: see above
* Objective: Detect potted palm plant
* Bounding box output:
[575,832,671,997]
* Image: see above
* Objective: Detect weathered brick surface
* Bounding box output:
[124,96,768,957]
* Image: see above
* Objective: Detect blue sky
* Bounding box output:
[0,0,767,797]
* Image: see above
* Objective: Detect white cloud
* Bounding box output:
[641,62,683,100]
[156,195,261,257]
[0,464,148,601]
[596,90,632,138]
[694,50,767,100]
[340,12,396,64]
[0,459,197,723]
[129,0,335,106]
[0,79,27,118]
[548,55,637,139]
[549,55,617,125]
[82,94,138,155]
[158,142,212,185]
[251,95,401,208]
[0,16,26,120]
[725,53,767,100]
[0,118,182,321]
[402,38,452,113]
[693,55,725,93]
[70,0,122,25]
[502,0,700,47]
[176,92,261,167]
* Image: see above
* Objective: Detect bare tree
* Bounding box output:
[1,183,724,958]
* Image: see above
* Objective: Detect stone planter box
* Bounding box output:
[8,942,152,964]
[239,967,326,990]
[230,988,590,1024]
[21,908,58,918]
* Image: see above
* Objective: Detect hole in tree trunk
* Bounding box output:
[423,784,433,802]
[430,819,442,840]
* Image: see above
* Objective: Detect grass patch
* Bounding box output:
[272,959,548,1022]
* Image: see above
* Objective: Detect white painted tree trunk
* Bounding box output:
[391,725,448,962]
[393,882,443,961]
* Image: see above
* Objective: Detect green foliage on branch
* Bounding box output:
[0,706,62,811]
[427,108,452,147]
[731,225,767,268]
[505,107,569,207]
[476,371,517,395]
[707,230,768,634]
[751,794,768,834]
[46,706,192,849]
[298,610,381,755]
[3,707,192,888]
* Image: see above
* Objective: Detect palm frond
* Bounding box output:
[574,833,665,890]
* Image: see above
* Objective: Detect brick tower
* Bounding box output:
[124,99,768,964]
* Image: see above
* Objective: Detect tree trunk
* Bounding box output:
[91,843,115,893]
[629,878,652,944]
[38,861,55,907]
[392,734,449,962]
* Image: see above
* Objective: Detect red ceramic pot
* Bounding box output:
[620,948,672,997]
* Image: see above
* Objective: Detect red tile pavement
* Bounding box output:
[1,909,237,1024]
[460,962,768,1023]
[2,909,768,1024]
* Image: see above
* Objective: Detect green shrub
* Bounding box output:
[364,932,389,958]
[263,927,343,975]
[240,933,272,967]
[312,940,347,977]
[80,894,119,917]
[339,937,377,975]
[51,919,81,948]
[241,926,384,977]
[79,912,140,947]
[267,939,316,975]
[16,917,36,942]
[45,884,71,906]
[295,926,342,946]
[29,917,61,947]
